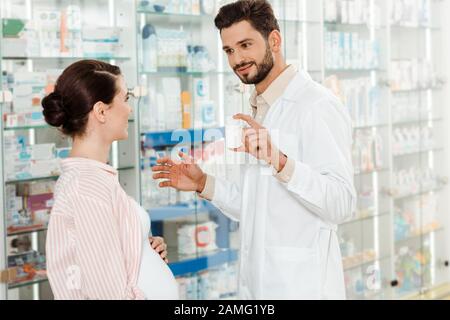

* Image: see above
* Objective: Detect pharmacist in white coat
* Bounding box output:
[152,0,356,299]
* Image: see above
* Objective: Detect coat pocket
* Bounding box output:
[263,246,321,299]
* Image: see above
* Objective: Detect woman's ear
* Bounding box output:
[92,101,107,123]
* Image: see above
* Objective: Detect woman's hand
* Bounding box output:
[149,236,169,263]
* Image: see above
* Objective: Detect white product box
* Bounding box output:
[193,77,210,105]
[82,27,121,42]
[6,196,23,212]
[18,180,56,196]
[324,0,338,22]
[14,72,46,86]
[34,9,60,30]
[1,38,28,57]
[199,101,216,128]
[56,147,71,159]
[344,33,351,69]
[30,144,56,161]
[30,159,60,177]
[331,32,340,69]
[341,0,349,24]
[162,78,182,130]
[34,209,51,226]
[5,162,31,180]
[82,42,120,58]
[177,221,218,256]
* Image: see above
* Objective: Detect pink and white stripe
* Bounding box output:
[46,157,145,300]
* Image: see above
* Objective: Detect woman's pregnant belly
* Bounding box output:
[137,242,179,300]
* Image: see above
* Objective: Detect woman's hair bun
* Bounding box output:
[41,91,66,128]
[40,60,121,136]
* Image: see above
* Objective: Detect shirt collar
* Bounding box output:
[250,64,297,108]
[61,157,118,176]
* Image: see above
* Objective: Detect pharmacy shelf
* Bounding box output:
[7,250,36,259]
[307,69,326,73]
[8,275,48,290]
[353,123,389,130]
[343,253,391,272]
[136,8,212,24]
[1,56,131,61]
[393,118,443,126]
[116,166,135,171]
[393,147,444,157]
[5,165,134,184]
[404,283,450,300]
[5,175,60,185]
[3,124,52,131]
[349,288,393,301]
[142,127,225,149]
[394,265,450,300]
[354,167,390,176]
[395,287,426,300]
[149,200,216,221]
[390,185,446,201]
[3,119,135,131]
[324,22,371,28]
[391,86,444,93]
[390,24,441,31]
[326,68,385,73]
[169,249,238,277]
[137,10,324,26]
[280,19,322,25]
[340,211,390,226]
[7,226,47,237]
[395,226,444,244]
[220,293,238,300]
[140,70,234,77]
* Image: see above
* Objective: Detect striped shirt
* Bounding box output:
[46,157,145,300]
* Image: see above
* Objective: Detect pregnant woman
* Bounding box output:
[43,60,179,300]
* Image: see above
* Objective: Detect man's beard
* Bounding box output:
[234,45,274,85]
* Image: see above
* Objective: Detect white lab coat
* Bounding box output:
[210,70,356,299]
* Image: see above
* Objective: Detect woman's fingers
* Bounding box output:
[149,237,166,250]
[149,237,169,263]
[149,237,159,248]
[155,244,167,253]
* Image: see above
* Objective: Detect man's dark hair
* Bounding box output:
[214,0,280,40]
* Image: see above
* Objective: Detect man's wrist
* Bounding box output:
[269,148,288,172]
[276,152,288,172]
[196,174,207,193]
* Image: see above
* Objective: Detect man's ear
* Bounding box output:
[268,30,282,53]
[92,101,107,123]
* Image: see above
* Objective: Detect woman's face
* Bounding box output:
[104,76,132,142]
